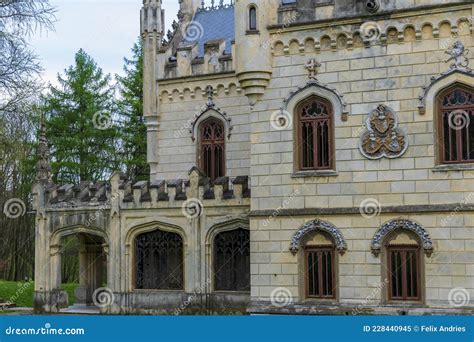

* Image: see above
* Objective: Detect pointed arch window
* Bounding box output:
[199,118,225,181]
[135,229,184,290]
[249,6,257,31]
[214,228,250,292]
[296,96,334,170]
[438,85,474,164]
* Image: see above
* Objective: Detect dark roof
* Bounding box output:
[184,6,235,57]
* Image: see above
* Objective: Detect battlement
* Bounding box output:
[35,167,250,211]
[158,0,235,79]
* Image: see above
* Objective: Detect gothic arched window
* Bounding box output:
[214,228,250,292]
[438,85,474,164]
[304,232,336,299]
[199,118,225,180]
[248,6,257,31]
[135,229,184,290]
[296,96,334,170]
[385,230,421,301]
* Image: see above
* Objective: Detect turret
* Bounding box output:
[141,0,164,178]
[235,0,274,107]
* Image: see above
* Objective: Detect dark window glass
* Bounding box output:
[135,229,183,290]
[388,246,420,300]
[298,97,333,170]
[200,118,225,180]
[214,228,250,291]
[306,247,335,298]
[249,7,257,30]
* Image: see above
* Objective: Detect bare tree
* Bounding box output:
[0,0,56,113]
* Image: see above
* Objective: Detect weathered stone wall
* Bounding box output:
[155,77,251,179]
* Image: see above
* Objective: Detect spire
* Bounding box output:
[35,114,52,183]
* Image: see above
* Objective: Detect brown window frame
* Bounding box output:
[305,246,336,299]
[198,117,226,181]
[387,245,421,302]
[295,96,334,171]
[437,84,474,165]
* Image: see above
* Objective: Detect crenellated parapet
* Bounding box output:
[34,167,250,213]
[158,0,235,80]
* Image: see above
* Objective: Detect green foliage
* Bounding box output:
[42,49,120,183]
[116,39,148,180]
[0,280,78,308]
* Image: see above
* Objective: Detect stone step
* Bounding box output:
[0,302,16,309]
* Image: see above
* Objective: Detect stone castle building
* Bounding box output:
[33,0,474,315]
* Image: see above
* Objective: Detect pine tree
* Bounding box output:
[116,39,148,180]
[42,49,120,183]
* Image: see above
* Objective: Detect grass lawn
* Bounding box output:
[0,280,78,307]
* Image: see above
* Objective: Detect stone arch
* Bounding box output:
[50,225,108,248]
[205,218,250,292]
[418,68,474,117]
[205,218,250,247]
[371,218,433,257]
[289,219,347,255]
[125,220,188,248]
[125,220,188,292]
[282,79,348,124]
[190,107,232,142]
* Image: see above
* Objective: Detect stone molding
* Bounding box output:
[289,219,347,255]
[371,218,434,257]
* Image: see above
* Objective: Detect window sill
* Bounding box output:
[246,30,260,35]
[432,163,474,172]
[291,170,338,178]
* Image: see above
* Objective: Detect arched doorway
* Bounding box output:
[50,227,108,308]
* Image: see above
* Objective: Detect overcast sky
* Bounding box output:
[31,0,180,86]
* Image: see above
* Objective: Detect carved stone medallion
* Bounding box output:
[359,104,408,160]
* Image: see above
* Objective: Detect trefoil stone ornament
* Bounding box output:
[359,104,408,160]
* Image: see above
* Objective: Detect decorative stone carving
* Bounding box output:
[289,219,347,255]
[36,116,52,183]
[418,40,473,115]
[371,219,434,257]
[359,104,408,160]
[304,58,321,80]
[190,85,233,141]
[445,41,470,70]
